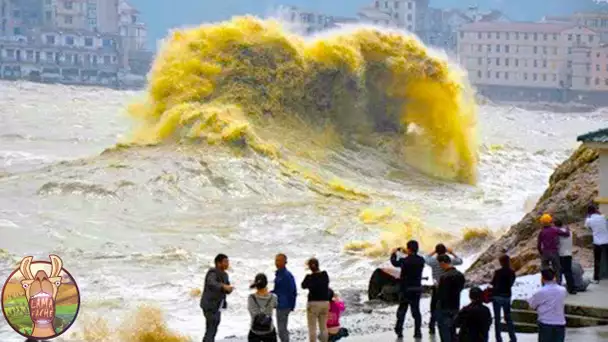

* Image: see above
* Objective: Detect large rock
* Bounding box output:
[465,145,599,285]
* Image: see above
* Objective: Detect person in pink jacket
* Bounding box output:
[327,289,349,342]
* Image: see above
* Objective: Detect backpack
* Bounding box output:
[251,295,273,332]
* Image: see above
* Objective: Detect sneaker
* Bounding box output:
[394,328,403,339]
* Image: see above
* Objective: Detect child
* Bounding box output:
[327,289,349,342]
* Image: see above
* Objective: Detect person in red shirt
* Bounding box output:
[537,214,570,283]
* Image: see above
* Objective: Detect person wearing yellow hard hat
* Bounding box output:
[537,213,570,285]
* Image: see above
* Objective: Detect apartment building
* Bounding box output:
[86,0,119,34]
[458,21,605,102]
[544,12,608,43]
[592,45,608,91]
[358,0,428,37]
[275,5,338,35]
[55,0,87,30]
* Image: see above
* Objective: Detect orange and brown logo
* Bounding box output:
[1,255,80,339]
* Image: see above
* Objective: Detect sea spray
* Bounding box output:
[128,16,478,184]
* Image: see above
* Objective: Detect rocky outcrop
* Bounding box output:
[465,145,599,284]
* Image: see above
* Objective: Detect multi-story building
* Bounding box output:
[544,12,608,43]
[84,0,119,34]
[54,0,87,30]
[1,0,48,36]
[592,44,608,91]
[357,0,429,39]
[275,5,338,35]
[458,21,607,103]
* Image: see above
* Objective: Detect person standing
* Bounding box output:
[528,268,567,342]
[390,240,425,339]
[537,214,569,282]
[301,258,330,342]
[272,253,297,342]
[455,287,492,342]
[436,254,466,342]
[200,254,233,342]
[248,273,279,342]
[585,205,608,283]
[490,254,517,342]
[424,244,464,336]
[555,219,576,294]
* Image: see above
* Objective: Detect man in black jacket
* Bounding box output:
[390,240,425,339]
[436,254,466,342]
[200,254,234,342]
[455,287,492,342]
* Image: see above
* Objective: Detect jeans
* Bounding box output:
[594,244,608,281]
[538,323,565,342]
[559,256,575,292]
[493,296,516,342]
[429,286,438,331]
[541,254,561,284]
[307,301,329,342]
[395,291,422,335]
[437,309,458,342]
[203,310,221,342]
[276,309,291,342]
[248,329,278,342]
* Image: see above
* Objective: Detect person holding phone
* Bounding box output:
[201,254,234,342]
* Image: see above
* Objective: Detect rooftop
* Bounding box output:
[459,21,575,33]
[577,128,608,143]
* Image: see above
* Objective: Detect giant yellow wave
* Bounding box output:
[129,16,478,184]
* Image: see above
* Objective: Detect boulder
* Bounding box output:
[465,145,599,284]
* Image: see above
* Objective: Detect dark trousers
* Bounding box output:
[594,244,608,281]
[395,290,422,335]
[559,256,575,292]
[248,330,278,342]
[203,310,221,342]
[328,328,349,342]
[538,323,565,342]
[429,286,438,330]
[541,254,561,284]
[437,309,458,342]
[492,296,516,342]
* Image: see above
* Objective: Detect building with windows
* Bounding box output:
[357,0,429,39]
[543,12,608,43]
[274,5,339,35]
[458,21,607,103]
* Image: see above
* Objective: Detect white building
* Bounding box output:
[458,21,607,102]
[357,0,429,38]
[274,5,338,35]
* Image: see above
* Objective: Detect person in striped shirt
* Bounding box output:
[424,244,463,335]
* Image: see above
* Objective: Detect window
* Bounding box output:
[92,55,98,64]
[374,1,379,8]
[65,1,73,9]
[478,57,482,65]
[85,38,93,47]
[408,2,412,9]
[543,34,548,41]
[597,64,601,71]
[596,77,600,85]
[505,72,509,80]
[407,14,412,21]
[487,58,491,65]
[65,36,74,45]
[568,47,572,54]
[13,27,21,35]
[497,32,500,39]
[506,58,509,66]
[384,1,388,8]
[587,63,591,71]
[45,52,53,61]
[102,39,113,47]
[605,79,608,86]
[460,32,464,39]
[577,34,581,44]
[112,56,117,63]
[487,32,491,39]
[568,34,573,41]
[567,60,572,68]
[487,44,491,52]
[541,74,546,81]
[515,59,519,67]
[524,33,528,40]
[587,51,591,58]
[496,45,501,52]
[65,15,73,24]
[477,32,482,39]
[585,77,590,85]
[543,46,547,54]
[496,58,500,66]
[543,60,547,68]
[515,32,520,40]
[553,33,558,40]
[46,35,55,44]
[487,70,491,78]
[553,47,558,55]
[533,46,538,54]
[478,71,482,78]
[598,53,602,58]
[26,50,34,60]
[505,45,510,53]
[533,73,538,81]
[553,74,557,82]
[477,45,482,52]
[394,1,399,8]
[590,35,594,43]
[533,33,538,41]
[496,71,500,79]
[103,55,111,64]
[524,72,528,80]
[506,32,510,40]
[6,49,14,58]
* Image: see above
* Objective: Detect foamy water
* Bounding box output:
[1,80,606,341]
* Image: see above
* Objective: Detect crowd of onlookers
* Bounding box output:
[198,204,608,342]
